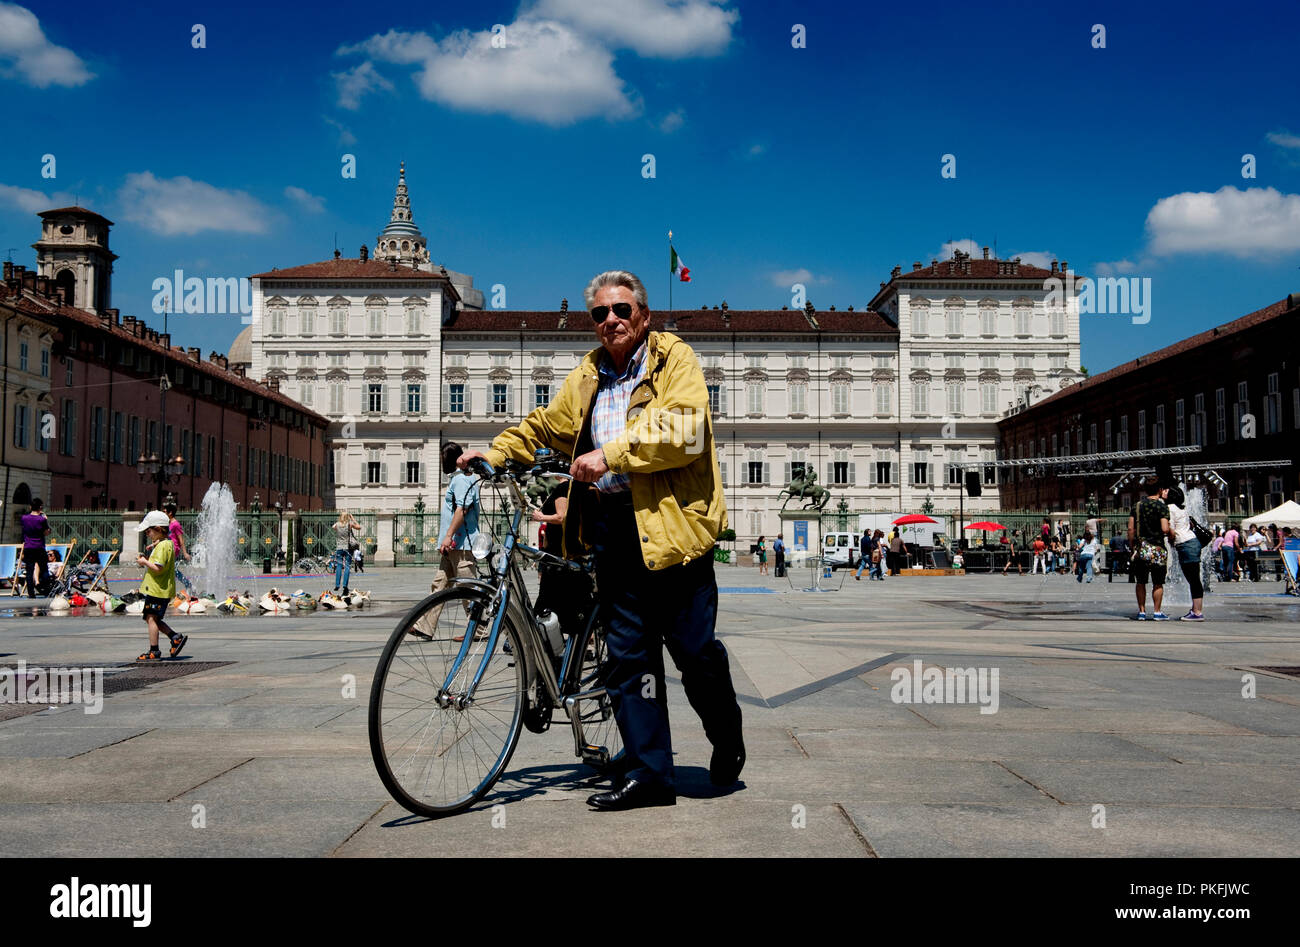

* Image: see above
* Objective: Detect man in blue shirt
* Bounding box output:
[430,442,481,627]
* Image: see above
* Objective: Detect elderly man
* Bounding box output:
[460,270,744,811]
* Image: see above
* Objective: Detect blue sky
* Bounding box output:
[2,0,1298,374]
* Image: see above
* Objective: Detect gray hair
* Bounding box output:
[583,270,649,311]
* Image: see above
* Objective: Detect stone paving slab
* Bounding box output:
[1,564,1297,856]
[845,803,1300,858]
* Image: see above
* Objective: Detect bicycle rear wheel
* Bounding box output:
[571,618,623,774]
[369,587,525,817]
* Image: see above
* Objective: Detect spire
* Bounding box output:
[376,161,428,267]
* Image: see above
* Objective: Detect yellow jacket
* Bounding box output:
[484,331,727,570]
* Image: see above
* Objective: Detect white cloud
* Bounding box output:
[118,172,271,236]
[745,143,765,158]
[771,268,825,288]
[1012,251,1056,270]
[0,3,93,87]
[1145,186,1300,256]
[284,186,325,214]
[1266,130,1300,150]
[337,20,638,126]
[0,182,75,213]
[323,115,357,146]
[332,60,394,110]
[1093,259,1139,277]
[524,0,738,58]
[659,107,685,133]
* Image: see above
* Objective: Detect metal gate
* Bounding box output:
[394,511,441,565]
[297,512,378,560]
[47,512,123,559]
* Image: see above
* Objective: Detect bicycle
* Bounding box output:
[293,554,330,575]
[368,448,622,818]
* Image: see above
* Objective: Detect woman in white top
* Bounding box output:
[1244,525,1267,582]
[1075,531,1100,583]
[331,511,359,594]
[1164,487,1204,620]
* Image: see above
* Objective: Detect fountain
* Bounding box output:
[1163,483,1214,608]
[190,483,239,599]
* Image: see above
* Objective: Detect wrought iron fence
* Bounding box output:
[393,512,441,565]
[297,512,379,561]
[45,512,123,560]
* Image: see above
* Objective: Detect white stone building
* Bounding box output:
[242,169,1083,545]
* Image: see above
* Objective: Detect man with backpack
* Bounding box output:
[1128,478,1172,621]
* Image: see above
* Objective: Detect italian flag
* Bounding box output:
[670,245,691,282]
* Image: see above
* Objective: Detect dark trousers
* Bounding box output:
[22,548,48,598]
[590,495,742,790]
[774,551,785,577]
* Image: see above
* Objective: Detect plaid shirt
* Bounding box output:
[590,340,648,493]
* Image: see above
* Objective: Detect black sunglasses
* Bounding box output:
[590,302,637,323]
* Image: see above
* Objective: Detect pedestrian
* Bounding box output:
[773,534,786,578]
[870,529,885,580]
[1210,526,1225,581]
[854,528,871,580]
[1164,487,1205,620]
[1031,535,1048,574]
[756,535,768,575]
[461,269,744,810]
[135,510,187,661]
[1222,522,1240,581]
[162,502,196,597]
[331,510,359,596]
[1244,524,1267,582]
[1001,530,1024,575]
[352,544,365,574]
[1075,530,1099,583]
[1108,532,1128,582]
[888,529,905,576]
[431,441,481,630]
[1040,518,1051,546]
[20,498,50,599]
[1128,478,1171,621]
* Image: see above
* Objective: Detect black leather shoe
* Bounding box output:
[710,740,746,786]
[586,778,676,811]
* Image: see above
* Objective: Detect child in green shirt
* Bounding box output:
[135,510,187,661]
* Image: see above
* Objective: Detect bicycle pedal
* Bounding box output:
[580,744,610,767]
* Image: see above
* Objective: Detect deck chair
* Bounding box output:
[46,545,92,598]
[81,550,118,593]
[11,542,75,596]
[0,546,21,592]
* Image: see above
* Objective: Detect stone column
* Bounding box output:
[375,511,395,566]
[122,511,144,561]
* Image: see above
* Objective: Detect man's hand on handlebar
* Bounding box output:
[456,450,492,476]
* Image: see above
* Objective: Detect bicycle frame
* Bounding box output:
[436,467,614,758]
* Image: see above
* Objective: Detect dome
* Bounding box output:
[228,323,253,369]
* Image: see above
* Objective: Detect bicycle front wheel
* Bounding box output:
[369,587,526,817]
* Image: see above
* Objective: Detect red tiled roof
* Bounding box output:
[444,308,898,335]
[249,259,448,281]
[868,255,1063,310]
[0,284,328,424]
[1029,296,1297,412]
[38,206,114,226]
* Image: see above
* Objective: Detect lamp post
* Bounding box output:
[136,451,185,509]
[273,490,292,569]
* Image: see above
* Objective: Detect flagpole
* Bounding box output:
[668,229,673,313]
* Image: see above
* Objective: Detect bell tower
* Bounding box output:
[374,162,430,267]
[32,206,118,311]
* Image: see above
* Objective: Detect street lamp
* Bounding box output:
[136,451,185,508]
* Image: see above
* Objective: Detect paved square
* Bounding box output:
[1,565,1297,857]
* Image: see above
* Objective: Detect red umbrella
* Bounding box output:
[963,521,1006,531]
[893,514,938,525]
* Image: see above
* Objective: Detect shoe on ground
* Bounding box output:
[710,740,746,787]
[1180,611,1205,621]
[169,634,189,658]
[1133,612,1148,621]
[1152,612,1170,621]
[453,628,489,642]
[586,777,676,811]
[137,647,163,661]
